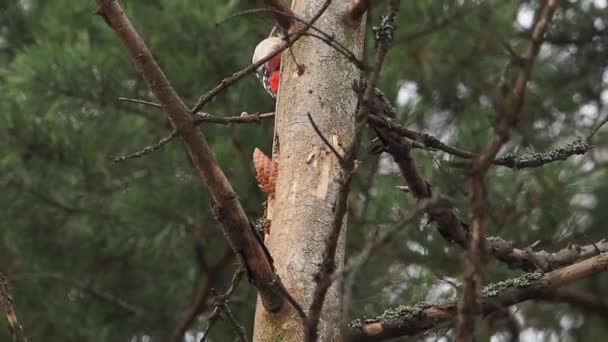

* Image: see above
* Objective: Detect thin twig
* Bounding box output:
[223,304,249,342]
[111,112,275,163]
[589,112,608,139]
[199,268,245,342]
[337,198,437,307]
[118,97,162,108]
[112,131,178,163]
[307,112,345,164]
[303,32,368,70]
[194,112,275,125]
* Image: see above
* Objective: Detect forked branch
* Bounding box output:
[94,0,284,312]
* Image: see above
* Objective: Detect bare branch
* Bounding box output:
[112,130,178,163]
[589,112,608,139]
[199,268,246,342]
[118,97,162,108]
[112,112,274,163]
[458,2,558,338]
[95,0,284,312]
[473,0,558,172]
[194,112,275,125]
[347,252,608,341]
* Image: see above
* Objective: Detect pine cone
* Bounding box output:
[253,148,278,196]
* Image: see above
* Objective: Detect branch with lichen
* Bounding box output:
[346,252,608,341]
[371,121,607,272]
[493,137,593,169]
[368,115,593,170]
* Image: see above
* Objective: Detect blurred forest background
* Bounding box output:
[1,0,608,341]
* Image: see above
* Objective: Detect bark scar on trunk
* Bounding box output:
[314,150,333,199]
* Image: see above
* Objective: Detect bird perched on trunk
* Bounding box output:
[252,37,284,98]
[252,37,400,155]
[251,37,397,121]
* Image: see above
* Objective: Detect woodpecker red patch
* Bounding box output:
[269,71,280,96]
[255,54,282,98]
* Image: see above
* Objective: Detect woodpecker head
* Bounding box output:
[252,37,283,98]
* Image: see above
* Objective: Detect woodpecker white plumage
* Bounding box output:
[252,37,284,98]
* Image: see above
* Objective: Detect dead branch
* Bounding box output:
[458,1,558,338]
[347,252,608,341]
[198,268,246,342]
[194,112,275,125]
[112,131,178,163]
[589,112,608,139]
[112,112,274,163]
[94,0,284,312]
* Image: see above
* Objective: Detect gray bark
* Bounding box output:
[252,0,366,341]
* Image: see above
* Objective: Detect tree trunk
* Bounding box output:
[253,0,366,341]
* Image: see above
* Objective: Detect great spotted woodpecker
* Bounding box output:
[252,37,283,98]
[251,37,396,121]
